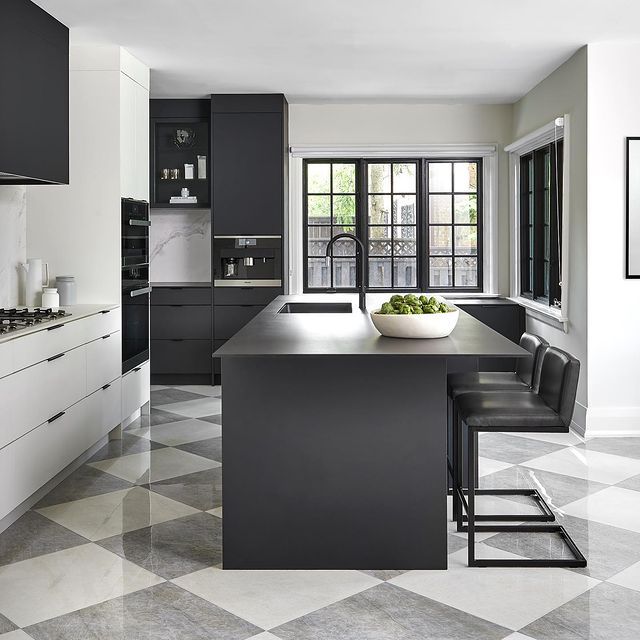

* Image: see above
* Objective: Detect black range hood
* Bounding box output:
[0,0,69,185]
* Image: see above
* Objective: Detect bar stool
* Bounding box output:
[453,347,586,568]
[447,333,549,523]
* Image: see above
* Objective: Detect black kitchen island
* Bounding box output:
[215,294,527,570]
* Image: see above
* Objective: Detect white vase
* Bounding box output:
[41,287,59,310]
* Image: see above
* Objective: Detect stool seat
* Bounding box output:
[447,371,529,398]
[456,391,566,429]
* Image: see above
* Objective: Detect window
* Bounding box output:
[519,140,563,306]
[303,158,483,292]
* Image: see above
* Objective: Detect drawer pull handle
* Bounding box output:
[47,324,64,331]
[48,411,65,424]
[169,304,184,307]
[133,367,142,372]
[171,339,184,342]
[47,352,65,362]
[102,383,111,390]
[100,309,111,314]
[101,334,110,340]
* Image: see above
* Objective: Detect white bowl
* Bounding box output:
[370,301,460,339]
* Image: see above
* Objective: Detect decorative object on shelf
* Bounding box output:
[169,195,198,204]
[173,127,196,149]
[21,258,49,307]
[160,168,169,180]
[184,163,194,180]
[181,188,190,197]
[627,137,640,278]
[41,287,60,310]
[197,155,207,179]
[170,168,180,179]
[55,276,77,305]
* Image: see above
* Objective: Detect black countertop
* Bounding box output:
[215,294,528,358]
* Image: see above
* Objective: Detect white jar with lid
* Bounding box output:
[41,288,60,310]
[55,276,77,305]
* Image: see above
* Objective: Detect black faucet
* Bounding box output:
[325,232,367,312]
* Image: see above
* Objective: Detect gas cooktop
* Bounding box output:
[0,308,70,335]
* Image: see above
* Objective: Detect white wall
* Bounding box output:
[586,43,640,435]
[289,103,514,294]
[511,48,588,431]
[0,186,26,307]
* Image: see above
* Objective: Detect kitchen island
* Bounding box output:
[215,294,527,569]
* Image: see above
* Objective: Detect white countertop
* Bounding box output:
[0,304,120,345]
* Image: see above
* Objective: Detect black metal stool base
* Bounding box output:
[466,524,587,568]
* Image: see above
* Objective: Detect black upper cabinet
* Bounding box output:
[211,94,288,235]
[0,0,69,185]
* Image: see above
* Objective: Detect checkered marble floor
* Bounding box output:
[1,385,640,638]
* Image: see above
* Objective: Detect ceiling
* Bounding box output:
[34,0,640,103]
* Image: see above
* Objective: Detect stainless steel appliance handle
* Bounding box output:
[129,286,152,297]
[214,279,282,288]
[128,219,151,227]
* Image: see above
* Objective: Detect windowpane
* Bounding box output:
[369,257,392,287]
[429,163,452,192]
[395,258,417,288]
[393,195,416,224]
[368,195,391,225]
[308,195,330,224]
[429,257,452,287]
[368,164,391,193]
[307,257,330,288]
[454,162,477,192]
[333,194,356,226]
[368,226,392,256]
[429,226,452,255]
[332,257,356,288]
[307,164,330,193]
[393,163,416,192]
[454,226,477,256]
[393,225,417,256]
[307,226,331,256]
[429,195,452,223]
[454,194,478,224]
[332,163,355,193]
[455,257,478,287]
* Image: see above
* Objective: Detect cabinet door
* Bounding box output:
[151,306,211,339]
[120,74,136,199]
[212,112,283,235]
[133,80,149,201]
[214,305,264,340]
[86,331,122,395]
[122,360,150,421]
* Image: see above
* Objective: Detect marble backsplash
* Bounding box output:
[149,209,211,283]
[0,186,27,307]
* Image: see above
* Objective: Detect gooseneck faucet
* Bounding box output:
[325,232,367,312]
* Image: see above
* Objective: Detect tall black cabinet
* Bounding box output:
[211,94,289,382]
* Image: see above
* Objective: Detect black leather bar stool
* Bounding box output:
[447,333,548,523]
[453,347,585,568]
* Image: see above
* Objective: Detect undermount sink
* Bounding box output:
[278,302,353,314]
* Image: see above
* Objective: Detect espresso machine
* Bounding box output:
[213,236,282,286]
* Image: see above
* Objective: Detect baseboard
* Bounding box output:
[571,401,587,436]
[585,406,640,437]
[0,435,109,534]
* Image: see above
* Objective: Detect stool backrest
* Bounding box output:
[516,333,549,389]
[537,347,580,427]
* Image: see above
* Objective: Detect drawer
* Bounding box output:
[122,360,150,421]
[0,341,14,379]
[1,345,86,450]
[151,306,211,339]
[86,377,122,443]
[151,286,211,306]
[151,340,213,375]
[86,331,121,394]
[81,307,121,343]
[213,287,282,306]
[214,305,264,340]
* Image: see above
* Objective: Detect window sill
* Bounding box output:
[508,296,568,330]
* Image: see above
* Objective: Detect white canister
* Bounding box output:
[197,155,207,179]
[41,288,60,310]
[184,163,194,180]
[55,276,77,306]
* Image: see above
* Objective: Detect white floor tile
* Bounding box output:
[128,418,221,446]
[173,385,222,397]
[172,567,381,629]
[389,544,598,630]
[0,544,163,627]
[247,634,281,640]
[478,456,514,477]
[561,486,640,533]
[522,447,640,484]
[503,634,537,640]
[0,632,35,640]
[150,385,169,391]
[504,430,583,447]
[207,506,223,519]
[88,447,220,483]
[155,396,222,418]
[36,486,199,540]
[608,559,640,592]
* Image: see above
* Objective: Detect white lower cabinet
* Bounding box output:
[86,331,121,395]
[121,360,150,421]
[86,377,122,444]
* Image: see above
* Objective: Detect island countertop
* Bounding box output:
[215,293,528,358]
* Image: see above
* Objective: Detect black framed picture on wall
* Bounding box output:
[627,137,640,278]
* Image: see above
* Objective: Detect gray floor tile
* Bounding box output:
[88,433,165,463]
[521,582,640,640]
[359,570,408,581]
[272,582,510,640]
[125,408,190,430]
[24,582,261,640]
[199,414,223,426]
[34,466,133,509]
[479,465,608,507]
[478,433,566,464]
[176,437,223,462]
[97,512,222,580]
[0,512,87,567]
[0,612,18,634]
[577,437,640,460]
[447,533,468,555]
[617,473,640,492]
[146,467,222,511]
[483,512,640,580]
[151,388,208,406]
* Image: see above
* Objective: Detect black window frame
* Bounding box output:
[303,157,483,293]
[519,140,563,306]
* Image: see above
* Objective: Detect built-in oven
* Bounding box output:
[213,235,282,287]
[121,198,151,374]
